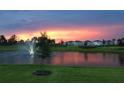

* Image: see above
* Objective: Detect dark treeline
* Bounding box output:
[0,34,18,45]
[117,38,124,46]
[0,34,124,46]
[0,34,55,46]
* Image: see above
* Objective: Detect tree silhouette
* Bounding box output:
[117,39,124,46]
[36,32,51,58]
[102,39,105,46]
[60,39,64,45]
[18,39,24,44]
[8,35,17,45]
[0,35,7,45]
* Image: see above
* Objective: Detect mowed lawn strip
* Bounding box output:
[0,65,124,83]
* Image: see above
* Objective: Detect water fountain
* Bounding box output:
[25,39,36,64]
[27,39,52,76]
[29,40,35,56]
[28,35,52,76]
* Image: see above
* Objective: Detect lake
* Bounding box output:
[0,51,124,67]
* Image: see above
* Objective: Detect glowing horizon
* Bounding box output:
[4,25,124,42]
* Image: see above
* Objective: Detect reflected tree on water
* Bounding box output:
[84,53,88,61]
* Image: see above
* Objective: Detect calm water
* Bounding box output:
[0,51,124,67]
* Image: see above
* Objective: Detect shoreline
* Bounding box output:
[51,46,124,53]
[0,45,124,53]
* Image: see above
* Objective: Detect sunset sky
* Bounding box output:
[0,10,124,42]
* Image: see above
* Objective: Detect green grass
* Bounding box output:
[0,45,19,51]
[0,65,124,83]
[0,45,124,53]
[51,46,124,53]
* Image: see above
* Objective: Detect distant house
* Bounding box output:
[84,40,94,47]
[63,41,73,46]
[104,40,114,46]
[112,39,118,45]
[74,41,83,46]
[63,39,120,47]
[83,40,103,47]
[92,40,103,46]
[63,41,83,46]
[84,40,117,47]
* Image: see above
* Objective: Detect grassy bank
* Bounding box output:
[0,45,19,51]
[0,65,124,83]
[0,45,124,53]
[51,46,124,53]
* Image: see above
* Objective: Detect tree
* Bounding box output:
[60,39,64,45]
[102,39,106,46]
[18,39,24,44]
[8,34,17,45]
[32,32,53,76]
[48,39,55,46]
[84,41,88,46]
[0,35,7,45]
[118,39,123,46]
[36,32,51,58]
[31,37,38,42]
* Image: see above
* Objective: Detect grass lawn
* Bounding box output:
[0,45,124,53]
[0,65,124,83]
[51,46,124,53]
[0,45,19,51]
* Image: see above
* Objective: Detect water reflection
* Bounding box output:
[84,53,88,61]
[118,54,124,65]
[0,51,124,67]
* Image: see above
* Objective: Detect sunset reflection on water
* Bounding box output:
[34,52,124,67]
[0,52,124,67]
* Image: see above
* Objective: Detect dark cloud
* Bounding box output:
[0,10,124,38]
